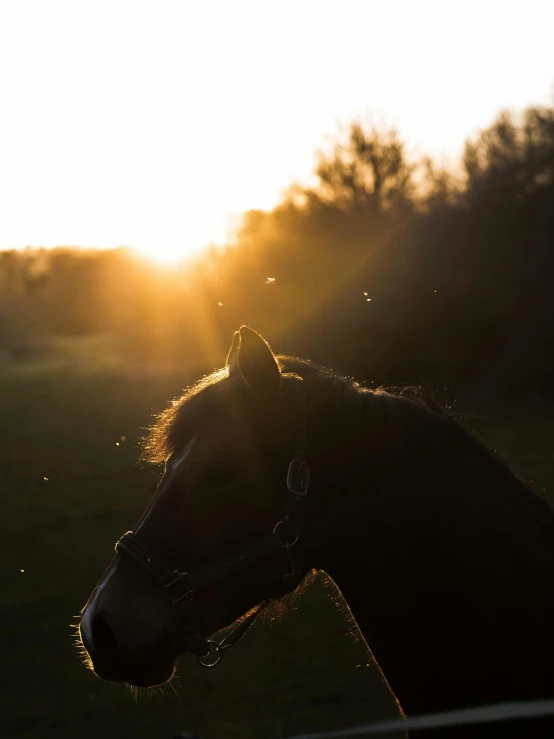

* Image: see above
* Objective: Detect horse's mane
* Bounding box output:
[143,356,461,463]
[142,353,551,515]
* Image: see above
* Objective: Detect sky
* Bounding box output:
[0,0,553,263]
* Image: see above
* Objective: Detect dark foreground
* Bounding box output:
[1,367,553,739]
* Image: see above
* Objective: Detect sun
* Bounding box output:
[130,241,204,266]
[124,204,239,266]
[125,212,231,266]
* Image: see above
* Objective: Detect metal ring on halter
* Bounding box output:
[196,640,223,668]
[273,520,299,549]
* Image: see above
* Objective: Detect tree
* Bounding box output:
[463,106,554,208]
[294,121,415,215]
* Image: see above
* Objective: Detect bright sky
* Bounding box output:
[0,0,553,263]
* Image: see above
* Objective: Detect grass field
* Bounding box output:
[1,367,553,739]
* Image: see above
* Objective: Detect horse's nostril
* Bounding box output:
[91,613,119,657]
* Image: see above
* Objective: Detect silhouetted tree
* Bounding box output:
[294,122,415,215]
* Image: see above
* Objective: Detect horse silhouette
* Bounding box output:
[79,326,554,738]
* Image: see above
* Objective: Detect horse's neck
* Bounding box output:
[306,401,554,735]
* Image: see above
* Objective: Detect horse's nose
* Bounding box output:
[80,604,128,680]
[79,594,176,686]
[87,611,120,661]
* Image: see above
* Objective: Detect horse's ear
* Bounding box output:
[237,326,281,398]
[226,331,241,377]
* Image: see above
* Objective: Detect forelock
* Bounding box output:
[141,367,230,463]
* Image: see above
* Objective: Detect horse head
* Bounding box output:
[79,327,309,687]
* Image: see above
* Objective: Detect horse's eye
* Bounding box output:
[200,465,239,489]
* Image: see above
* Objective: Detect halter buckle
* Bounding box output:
[273,520,299,548]
[196,640,223,668]
[164,571,195,604]
[287,459,310,496]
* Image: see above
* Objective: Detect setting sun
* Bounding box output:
[130,244,196,266]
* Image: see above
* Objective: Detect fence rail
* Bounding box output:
[173,699,554,739]
[282,699,554,738]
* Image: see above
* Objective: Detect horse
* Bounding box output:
[79,326,554,738]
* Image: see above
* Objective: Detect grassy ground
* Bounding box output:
[1,367,553,739]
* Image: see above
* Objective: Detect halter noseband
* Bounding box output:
[115,385,310,668]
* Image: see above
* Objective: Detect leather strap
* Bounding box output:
[116,530,285,605]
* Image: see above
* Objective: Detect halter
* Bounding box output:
[115,385,310,668]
